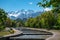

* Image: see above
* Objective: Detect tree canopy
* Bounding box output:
[24,11,57,29]
[38,0,60,13]
[0,8,7,31]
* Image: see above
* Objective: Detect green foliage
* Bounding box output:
[0,8,24,31]
[40,11,56,29]
[9,28,15,34]
[56,13,60,28]
[0,26,5,31]
[34,0,60,29]
[53,26,60,30]
[5,18,23,27]
[25,11,60,29]
[38,0,60,13]
[0,6,60,30]
[0,8,7,31]
[5,18,12,27]
[25,18,37,28]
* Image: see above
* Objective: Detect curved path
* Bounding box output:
[19,27,60,40]
[6,27,60,40]
[46,30,60,40]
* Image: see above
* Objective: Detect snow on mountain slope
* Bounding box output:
[7,9,42,20]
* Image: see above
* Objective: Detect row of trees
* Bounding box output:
[0,8,23,31]
[0,8,7,31]
[0,0,60,30]
[5,18,23,27]
[24,11,60,29]
[24,0,60,30]
[38,0,60,13]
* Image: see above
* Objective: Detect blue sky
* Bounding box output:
[0,0,45,12]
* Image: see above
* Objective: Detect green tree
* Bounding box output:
[0,8,7,31]
[25,11,56,29]
[40,11,56,29]
[5,18,12,27]
[55,13,60,29]
[38,0,60,13]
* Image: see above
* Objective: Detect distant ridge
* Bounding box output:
[7,9,42,20]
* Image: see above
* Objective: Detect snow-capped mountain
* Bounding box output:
[7,9,42,20]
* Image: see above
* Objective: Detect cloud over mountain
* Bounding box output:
[7,9,42,20]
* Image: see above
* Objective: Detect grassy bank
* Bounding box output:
[0,31,10,36]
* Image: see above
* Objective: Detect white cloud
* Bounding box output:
[29,2,33,5]
[44,8,51,11]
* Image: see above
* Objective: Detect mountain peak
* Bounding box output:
[7,10,42,20]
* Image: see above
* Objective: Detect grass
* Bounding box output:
[0,29,15,37]
[0,31,11,37]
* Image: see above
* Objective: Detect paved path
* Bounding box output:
[46,30,60,40]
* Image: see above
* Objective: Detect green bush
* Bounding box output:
[0,8,7,31]
[24,11,60,30]
[9,29,15,34]
[53,26,60,30]
[0,26,5,31]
